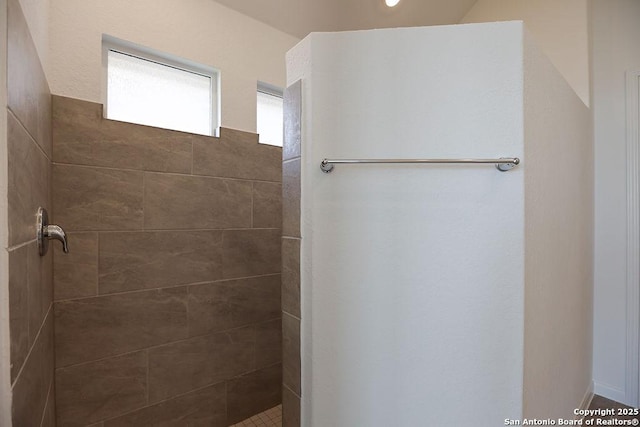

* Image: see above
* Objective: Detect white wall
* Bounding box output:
[460,0,590,107]
[522,29,593,418]
[49,0,299,133]
[289,22,527,426]
[592,0,640,406]
[17,0,49,74]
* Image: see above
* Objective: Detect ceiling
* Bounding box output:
[212,0,479,39]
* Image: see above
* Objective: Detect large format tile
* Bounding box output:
[54,232,98,300]
[282,313,301,395]
[53,165,143,231]
[226,364,282,425]
[255,319,282,369]
[8,0,52,158]
[283,80,302,161]
[281,238,300,318]
[12,310,54,427]
[282,159,300,238]
[144,173,252,230]
[192,129,282,182]
[104,382,226,427]
[188,275,281,336]
[253,182,282,229]
[53,96,192,173]
[99,231,223,294]
[27,242,53,345]
[7,112,50,246]
[55,351,147,427]
[9,245,29,383]
[148,326,255,402]
[221,229,281,279]
[55,288,188,367]
[282,386,301,427]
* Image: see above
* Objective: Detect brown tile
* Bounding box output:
[54,232,98,300]
[53,96,192,173]
[54,288,188,367]
[99,231,223,294]
[281,238,300,318]
[104,382,227,427]
[220,127,259,144]
[283,80,302,161]
[12,310,54,427]
[227,364,282,424]
[9,245,29,383]
[188,275,281,336]
[253,182,282,229]
[222,229,281,279]
[28,242,53,345]
[282,313,300,395]
[55,351,147,426]
[282,159,300,238]
[8,0,52,158]
[256,319,282,369]
[144,173,252,230]
[52,164,143,231]
[282,386,301,427]
[148,327,255,403]
[192,129,282,182]
[41,382,56,427]
[7,112,50,246]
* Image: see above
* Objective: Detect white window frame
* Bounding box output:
[102,34,220,136]
[257,81,284,146]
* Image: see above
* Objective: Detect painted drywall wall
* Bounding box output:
[592,0,640,406]
[522,29,593,418]
[460,0,590,107]
[288,22,527,425]
[17,0,49,74]
[49,0,299,133]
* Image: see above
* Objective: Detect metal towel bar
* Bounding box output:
[320,157,520,173]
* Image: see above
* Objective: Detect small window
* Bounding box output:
[257,83,283,147]
[103,36,219,136]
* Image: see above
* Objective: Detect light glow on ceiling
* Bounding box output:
[385,0,400,7]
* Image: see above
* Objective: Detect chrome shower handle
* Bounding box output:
[37,207,69,256]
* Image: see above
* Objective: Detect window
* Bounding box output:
[257,83,283,147]
[103,36,219,136]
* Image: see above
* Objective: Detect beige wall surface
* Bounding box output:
[460,0,590,107]
[49,0,300,134]
[522,29,593,418]
[592,0,640,406]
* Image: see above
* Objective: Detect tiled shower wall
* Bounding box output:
[281,81,301,426]
[52,96,283,426]
[6,0,56,425]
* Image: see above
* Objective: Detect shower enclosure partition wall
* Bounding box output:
[285,22,593,426]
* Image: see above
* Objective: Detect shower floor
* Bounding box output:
[231,405,282,427]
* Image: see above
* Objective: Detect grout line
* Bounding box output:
[38,375,54,427]
[283,383,301,400]
[11,305,53,389]
[7,108,52,162]
[281,236,301,241]
[57,227,282,234]
[99,380,228,424]
[56,272,282,303]
[282,156,300,165]
[282,310,301,322]
[55,317,283,371]
[51,161,283,184]
[7,238,36,252]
